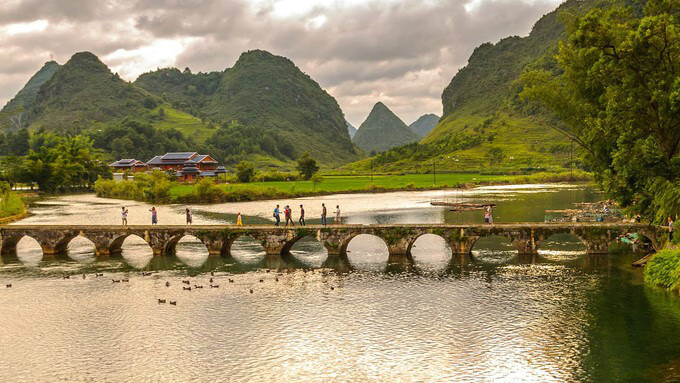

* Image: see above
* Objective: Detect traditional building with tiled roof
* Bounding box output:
[109,159,147,172]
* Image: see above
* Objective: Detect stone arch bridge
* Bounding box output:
[0,223,664,259]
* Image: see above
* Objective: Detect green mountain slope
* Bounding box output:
[409,114,440,138]
[26,52,157,132]
[343,0,593,173]
[352,102,420,153]
[136,50,361,167]
[1,61,60,130]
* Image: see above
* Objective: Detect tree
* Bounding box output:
[520,0,680,222]
[485,147,505,165]
[311,173,323,190]
[296,152,320,180]
[236,161,255,183]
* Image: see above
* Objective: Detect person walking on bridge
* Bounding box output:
[273,205,281,226]
[149,207,158,225]
[185,207,192,225]
[236,212,243,226]
[285,205,295,227]
[121,207,128,226]
[299,204,306,226]
[321,203,328,226]
[334,205,342,225]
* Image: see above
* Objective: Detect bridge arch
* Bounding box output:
[408,233,452,270]
[344,234,390,270]
[163,234,209,256]
[227,235,267,264]
[470,235,519,264]
[282,234,328,267]
[63,235,97,262]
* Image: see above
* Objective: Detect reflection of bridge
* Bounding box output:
[0,223,664,258]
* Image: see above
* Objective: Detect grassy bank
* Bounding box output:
[95,170,592,204]
[0,188,26,219]
[645,249,680,292]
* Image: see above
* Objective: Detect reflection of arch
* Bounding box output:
[227,236,266,261]
[281,235,327,255]
[537,232,587,253]
[406,233,448,254]
[408,234,452,269]
[109,234,151,255]
[58,234,95,254]
[1,235,41,255]
[164,235,208,256]
[344,234,390,254]
[470,234,517,253]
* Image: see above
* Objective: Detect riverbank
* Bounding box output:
[95,170,592,204]
[0,188,26,221]
[645,247,680,292]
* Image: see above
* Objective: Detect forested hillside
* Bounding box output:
[344,0,596,173]
[136,50,361,167]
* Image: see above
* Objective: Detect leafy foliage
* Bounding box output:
[0,182,25,218]
[236,161,256,183]
[296,152,320,180]
[205,121,295,165]
[521,0,680,221]
[645,250,680,292]
[89,118,198,162]
[137,50,361,167]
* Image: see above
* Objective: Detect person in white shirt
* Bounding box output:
[334,205,341,224]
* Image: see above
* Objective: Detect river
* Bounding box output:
[1,184,680,383]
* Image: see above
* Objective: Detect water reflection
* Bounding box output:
[346,234,389,271]
[15,236,43,266]
[66,236,96,263]
[410,234,452,271]
[174,236,209,268]
[472,236,518,264]
[288,236,328,268]
[120,235,153,269]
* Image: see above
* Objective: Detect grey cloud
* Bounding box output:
[1,0,564,124]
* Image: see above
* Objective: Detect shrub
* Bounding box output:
[645,250,680,292]
[236,161,256,183]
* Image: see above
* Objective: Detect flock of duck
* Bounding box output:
[3,268,337,306]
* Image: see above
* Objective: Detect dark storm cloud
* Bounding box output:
[1,0,563,124]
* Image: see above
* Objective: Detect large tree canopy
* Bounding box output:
[521,0,680,222]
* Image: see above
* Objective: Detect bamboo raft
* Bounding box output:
[430,202,496,211]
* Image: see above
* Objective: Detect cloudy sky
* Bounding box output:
[1,0,563,126]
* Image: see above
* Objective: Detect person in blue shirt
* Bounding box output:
[273,205,281,226]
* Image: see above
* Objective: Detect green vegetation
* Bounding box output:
[409,114,440,138]
[645,250,680,292]
[0,134,109,192]
[236,161,256,183]
[296,152,319,180]
[520,0,679,223]
[25,52,155,134]
[90,118,199,162]
[352,102,420,153]
[95,170,589,204]
[0,61,59,130]
[0,182,25,219]
[136,50,361,167]
[346,0,591,173]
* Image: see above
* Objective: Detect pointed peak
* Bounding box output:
[62,51,111,74]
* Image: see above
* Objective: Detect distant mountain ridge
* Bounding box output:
[1,61,60,130]
[136,50,360,166]
[409,114,440,138]
[352,102,420,153]
[2,50,362,168]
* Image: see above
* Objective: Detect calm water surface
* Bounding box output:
[2,185,680,383]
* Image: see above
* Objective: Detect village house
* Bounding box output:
[108,159,147,172]
[109,152,226,182]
